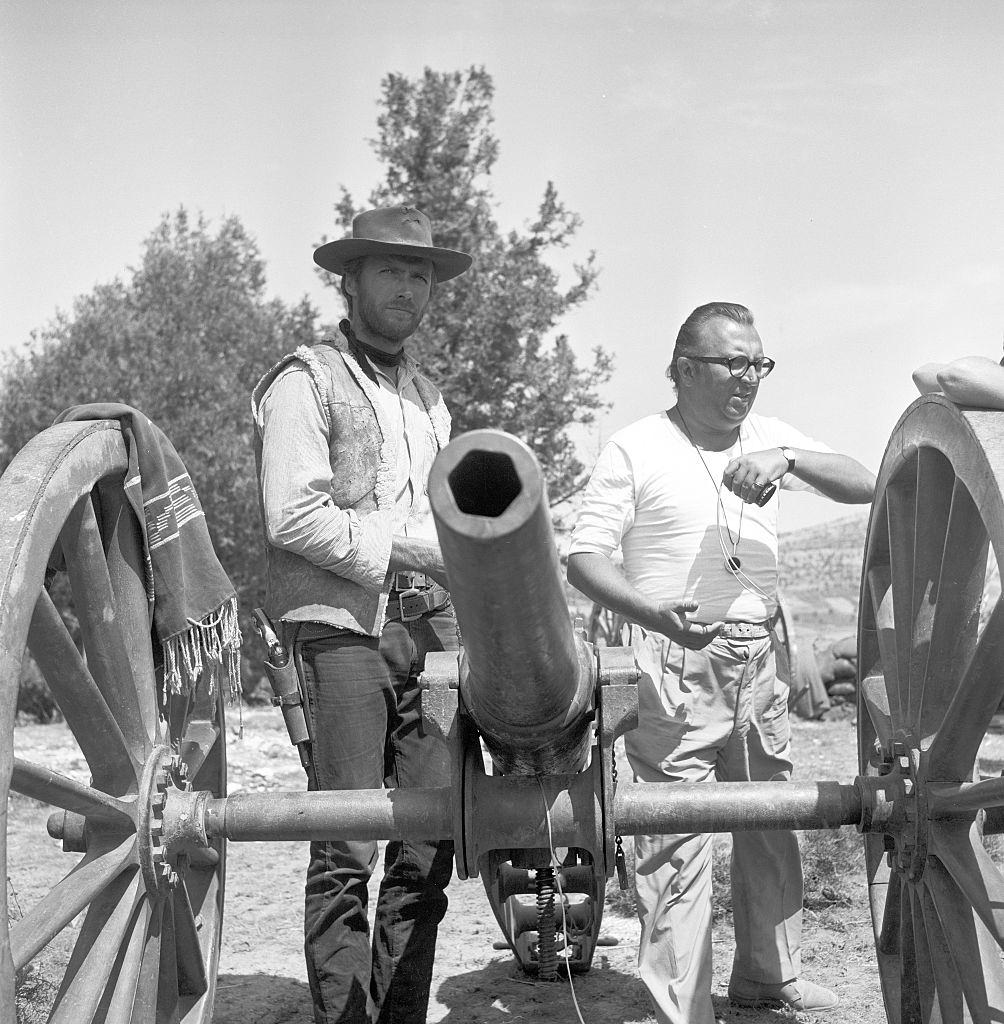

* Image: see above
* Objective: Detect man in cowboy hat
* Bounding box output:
[251,205,472,1024]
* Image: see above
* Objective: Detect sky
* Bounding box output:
[4,0,1004,531]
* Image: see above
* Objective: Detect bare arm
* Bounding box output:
[934,357,1004,408]
[723,448,875,505]
[567,552,723,649]
[913,362,949,395]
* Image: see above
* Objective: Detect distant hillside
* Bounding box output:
[779,512,870,628]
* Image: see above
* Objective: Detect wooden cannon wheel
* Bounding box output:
[858,394,1004,1022]
[0,421,227,1023]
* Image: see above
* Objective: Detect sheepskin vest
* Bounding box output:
[251,337,451,635]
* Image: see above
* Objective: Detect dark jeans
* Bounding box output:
[296,608,458,1024]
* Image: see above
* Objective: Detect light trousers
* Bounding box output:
[625,628,803,1024]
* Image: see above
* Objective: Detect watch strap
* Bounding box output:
[780,446,796,474]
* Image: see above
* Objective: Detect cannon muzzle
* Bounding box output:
[429,430,595,775]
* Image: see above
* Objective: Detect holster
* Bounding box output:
[252,608,316,785]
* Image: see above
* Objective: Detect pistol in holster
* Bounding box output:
[251,608,317,787]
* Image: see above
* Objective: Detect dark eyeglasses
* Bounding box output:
[684,354,776,379]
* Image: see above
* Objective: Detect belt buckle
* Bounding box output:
[391,572,413,591]
[398,588,426,622]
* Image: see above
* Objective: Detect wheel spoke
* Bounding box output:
[28,590,138,790]
[101,897,152,1024]
[860,674,894,753]
[877,862,902,956]
[925,855,1004,1019]
[173,873,209,997]
[885,479,917,732]
[61,492,151,761]
[929,776,1004,818]
[11,757,135,826]
[929,820,1004,946]
[866,565,904,731]
[899,883,923,1023]
[907,886,942,1022]
[97,474,159,745]
[11,835,137,970]
[179,720,222,784]
[157,892,182,1024]
[917,877,968,1023]
[48,866,144,1023]
[130,900,165,1023]
[927,599,1004,780]
[907,450,956,737]
[920,479,990,749]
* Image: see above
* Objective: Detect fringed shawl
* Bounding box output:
[54,403,242,708]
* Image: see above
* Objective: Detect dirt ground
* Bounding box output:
[10,703,887,1024]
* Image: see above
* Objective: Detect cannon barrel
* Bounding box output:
[428,430,594,774]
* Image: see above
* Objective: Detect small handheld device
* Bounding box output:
[755,482,777,507]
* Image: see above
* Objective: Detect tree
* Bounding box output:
[322,66,612,503]
[0,209,318,616]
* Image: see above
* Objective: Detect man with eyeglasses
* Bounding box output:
[567,302,873,1024]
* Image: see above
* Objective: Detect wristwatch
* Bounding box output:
[779,446,796,475]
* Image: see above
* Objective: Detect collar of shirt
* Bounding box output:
[367,354,417,392]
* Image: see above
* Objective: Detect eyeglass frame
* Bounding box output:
[681,354,776,379]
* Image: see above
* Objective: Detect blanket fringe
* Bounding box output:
[162,597,244,735]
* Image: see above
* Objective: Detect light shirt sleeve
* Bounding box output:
[257,366,393,590]
[568,441,637,557]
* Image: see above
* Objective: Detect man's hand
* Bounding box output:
[722,449,788,505]
[650,600,723,650]
[388,537,450,590]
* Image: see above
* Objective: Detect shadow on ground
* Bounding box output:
[432,955,651,1023]
[212,973,311,1023]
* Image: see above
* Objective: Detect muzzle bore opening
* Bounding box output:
[448,450,522,517]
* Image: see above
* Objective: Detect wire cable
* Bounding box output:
[536,775,588,1024]
[713,497,776,605]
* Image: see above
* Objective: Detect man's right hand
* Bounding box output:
[388,537,450,591]
[651,600,723,650]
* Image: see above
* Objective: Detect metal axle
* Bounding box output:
[183,779,866,846]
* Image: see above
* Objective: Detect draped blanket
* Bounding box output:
[55,403,241,704]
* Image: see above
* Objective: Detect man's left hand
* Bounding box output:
[723,449,789,505]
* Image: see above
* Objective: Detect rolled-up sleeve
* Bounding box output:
[568,441,636,557]
[257,367,393,590]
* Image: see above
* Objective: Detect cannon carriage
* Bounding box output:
[3,394,1004,1022]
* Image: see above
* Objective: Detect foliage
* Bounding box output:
[0,210,318,629]
[322,66,612,503]
[9,882,57,1023]
[16,655,58,725]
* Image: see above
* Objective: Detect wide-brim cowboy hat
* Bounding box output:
[313,205,472,282]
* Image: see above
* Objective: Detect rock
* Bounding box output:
[827,681,857,698]
[830,656,857,679]
[831,635,857,660]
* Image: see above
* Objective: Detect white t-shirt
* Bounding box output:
[568,408,834,621]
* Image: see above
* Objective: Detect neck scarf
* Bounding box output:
[341,319,405,370]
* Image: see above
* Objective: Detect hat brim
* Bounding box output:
[313,239,472,282]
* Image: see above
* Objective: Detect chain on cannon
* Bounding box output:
[6,396,1004,1022]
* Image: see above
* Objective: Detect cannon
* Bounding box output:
[3,396,1004,1022]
